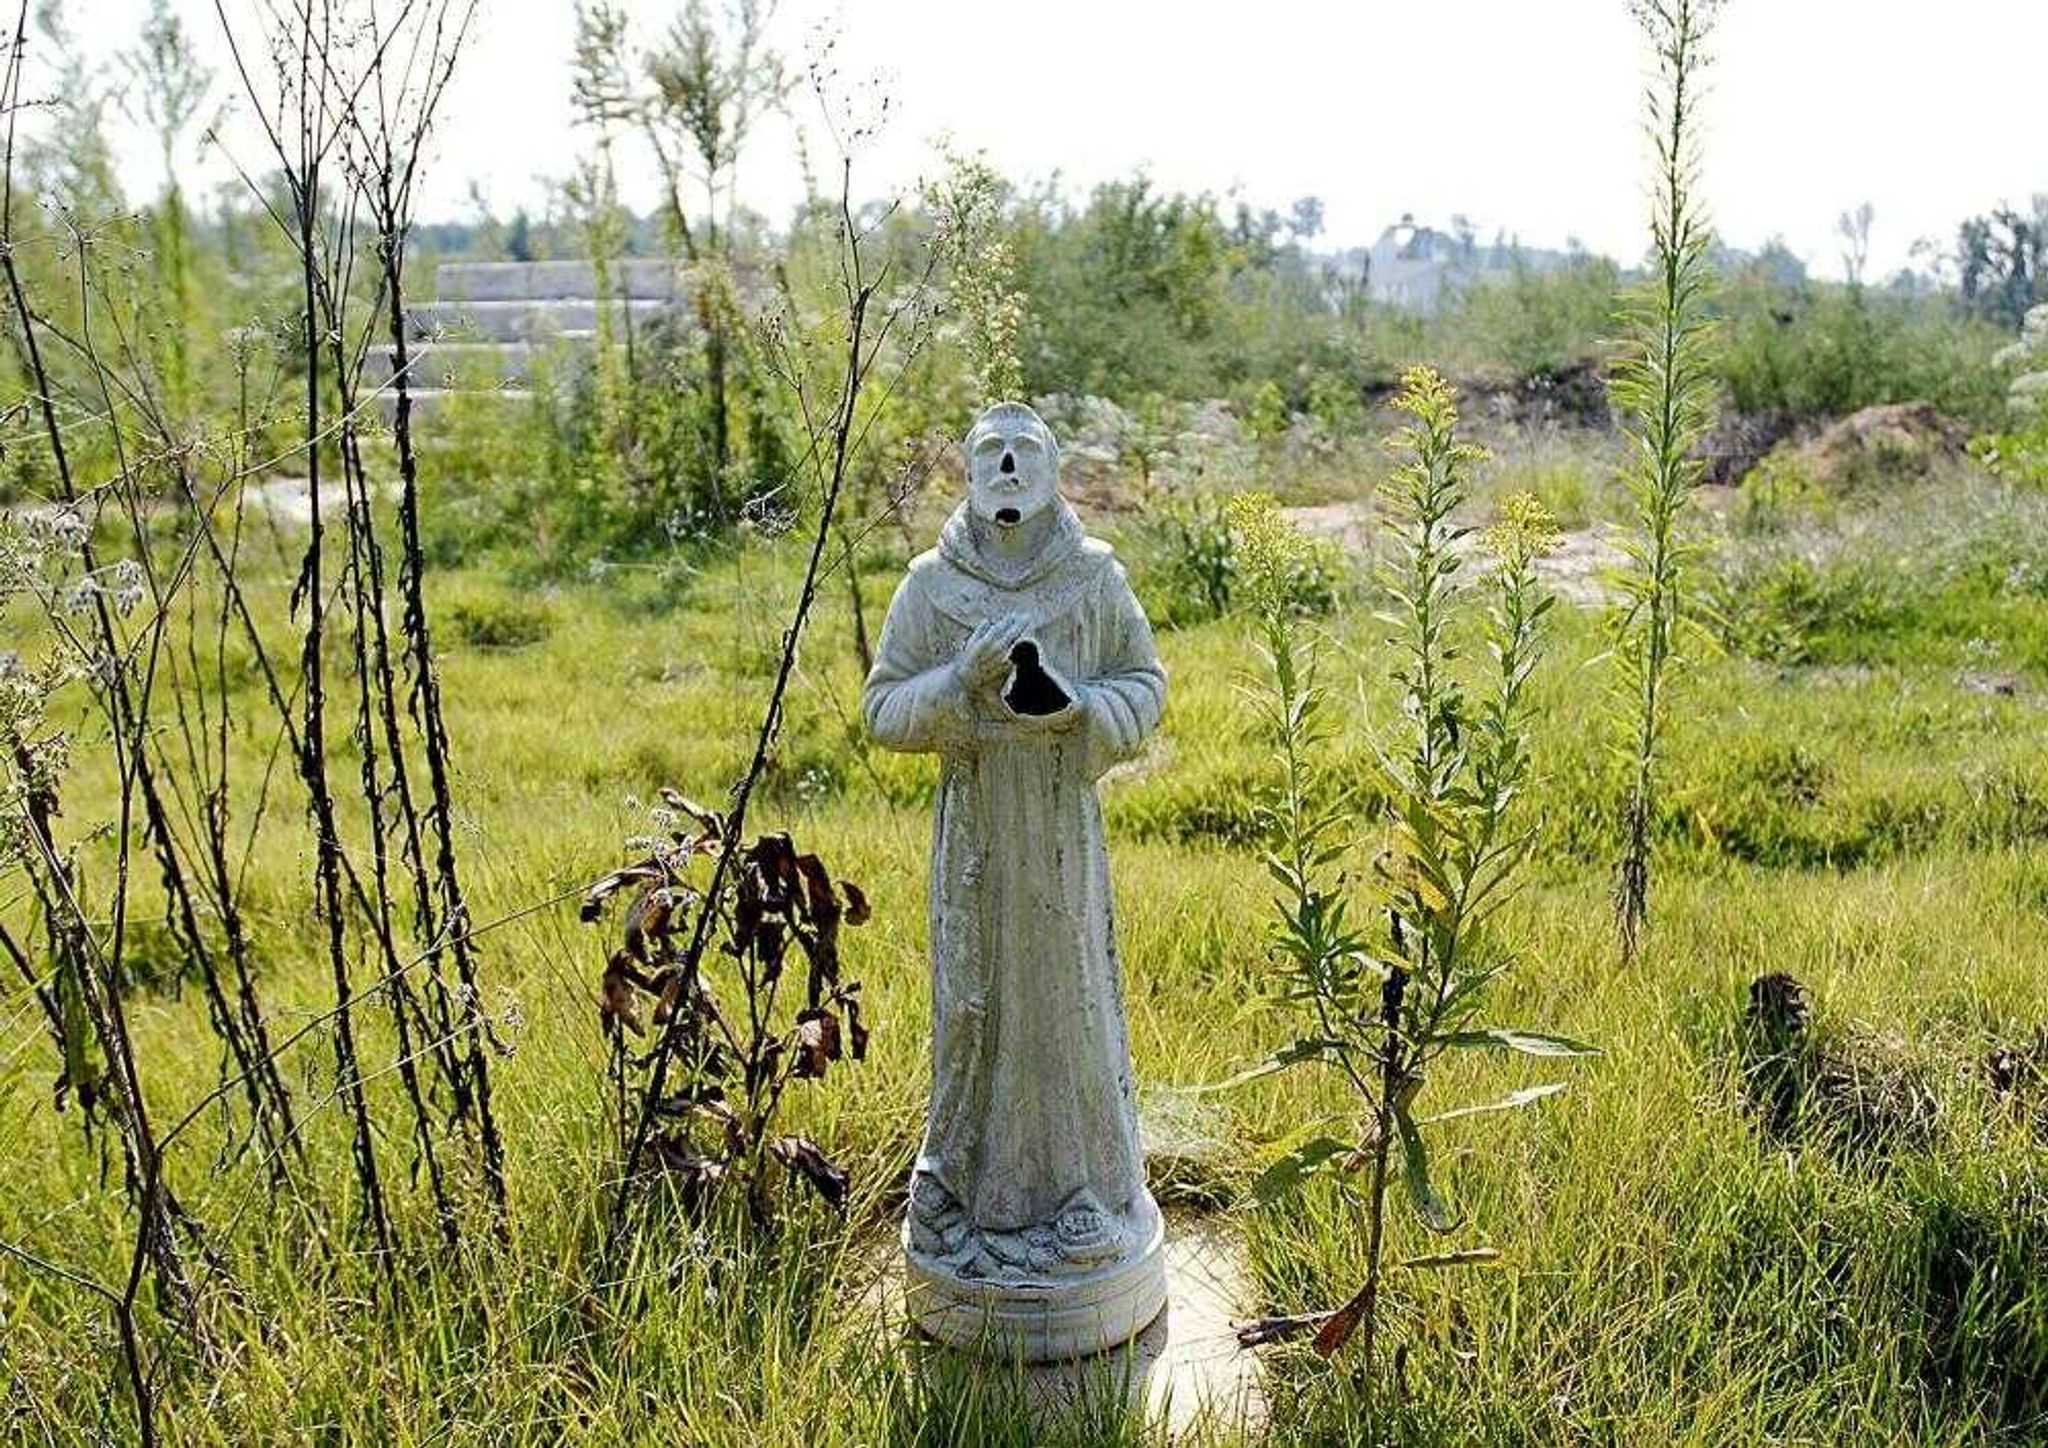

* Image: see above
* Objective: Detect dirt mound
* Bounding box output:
[1366,360,1614,432]
[1468,360,1614,430]
[1698,410,1796,486]
[1737,972,1942,1156]
[1770,402,1969,492]
[1280,500,1626,609]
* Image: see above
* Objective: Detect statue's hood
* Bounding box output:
[919,498,1113,628]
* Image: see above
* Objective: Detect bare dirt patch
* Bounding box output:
[1282,500,1628,608]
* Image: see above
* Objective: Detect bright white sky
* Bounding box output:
[49,0,2048,280]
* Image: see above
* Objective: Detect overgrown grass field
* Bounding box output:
[5,451,2046,1446]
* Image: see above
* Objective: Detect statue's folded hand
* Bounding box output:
[950,613,1033,697]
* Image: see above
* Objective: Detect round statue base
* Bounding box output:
[904,1208,1168,1363]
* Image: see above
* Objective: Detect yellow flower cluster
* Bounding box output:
[1382,366,1490,474]
[1226,491,1316,620]
[1484,491,1565,570]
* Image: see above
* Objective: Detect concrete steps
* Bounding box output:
[368,385,533,422]
[435,259,687,301]
[391,259,700,424]
[407,297,672,343]
[367,341,543,388]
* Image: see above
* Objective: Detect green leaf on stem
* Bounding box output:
[1393,1093,1457,1234]
[1438,1028,1600,1058]
[1419,1081,1566,1125]
[1400,1246,1501,1270]
[1196,1037,1347,1093]
[1248,1135,1355,1204]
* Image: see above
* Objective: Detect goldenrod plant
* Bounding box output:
[926,148,1025,404]
[1229,373,1591,1424]
[1610,0,1724,963]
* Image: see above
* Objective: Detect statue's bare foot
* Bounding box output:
[908,1173,969,1258]
[977,1225,1059,1279]
[1052,1200,1123,1266]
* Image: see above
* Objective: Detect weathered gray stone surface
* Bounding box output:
[897,1216,1265,1439]
[435,259,686,302]
[865,402,1170,1361]
[406,297,670,343]
[370,259,727,421]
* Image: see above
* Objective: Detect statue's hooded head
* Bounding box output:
[963,402,1060,532]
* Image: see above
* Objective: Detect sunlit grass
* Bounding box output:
[4,469,2047,1443]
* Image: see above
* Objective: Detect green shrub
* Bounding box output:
[1432,253,1622,377]
[1971,410,2048,490]
[1718,274,2009,429]
[447,593,555,650]
[1708,553,1904,666]
[1131,496,1235,628]
[1706,473,2048,669]
[1245,379,1290,440]
[1303,368,1363,436]
[1125,495,1345,629]
[1732,451,1834,534]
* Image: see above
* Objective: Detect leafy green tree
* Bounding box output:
[119,9,212,188]
[925,150,1023,403]
[641,0,790,502]
[1958,198,2048,330]
[118,0,215,411]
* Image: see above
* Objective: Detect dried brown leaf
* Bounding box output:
[751,834,799,912]
[650,1133,727,1206]
[1234,1310,1334,1348]
[792,1007,842,1079]
[625,886,675,963]
[793,853,839,925]
[769,1134,850,1210]
[602,954,644,1036]
[650,969,681,1025]
[756,919,787,986]
[729,887,764,957]
[842,988,869,1061]
[658,788,723,835]
[581,861,662,922]
[1313,1286,1369,1356]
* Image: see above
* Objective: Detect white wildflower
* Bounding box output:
[108,559,146,617]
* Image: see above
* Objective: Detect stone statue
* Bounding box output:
[864,401,1168,1360]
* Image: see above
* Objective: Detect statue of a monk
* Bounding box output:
[864,401,1168,1359]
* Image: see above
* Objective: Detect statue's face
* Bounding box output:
[965,409,1059,531]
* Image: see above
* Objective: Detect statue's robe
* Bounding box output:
[864,500,1165,1245]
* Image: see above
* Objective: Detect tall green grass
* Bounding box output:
[3,472,2046,1443]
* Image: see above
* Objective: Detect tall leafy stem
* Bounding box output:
[1228,374,1591,1429]
[1610,0,1723,963]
